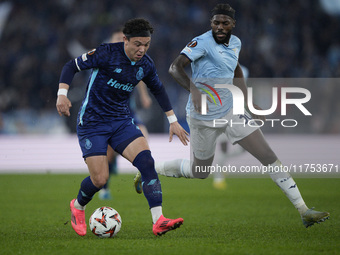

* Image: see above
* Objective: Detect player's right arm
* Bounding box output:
[56,82,72,117]
[168,54,192,92]
[170,37,209,113]
[169,54,205,113]
[56,58,79,117]
[56,44,109,117]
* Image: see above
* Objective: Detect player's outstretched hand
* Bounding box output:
[169,122,189,146]
[56,95,72,117]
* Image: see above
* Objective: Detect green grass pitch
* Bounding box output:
[0,174,339,255]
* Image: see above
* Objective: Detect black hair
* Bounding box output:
[211,3,235,19]
[123,18,154,38]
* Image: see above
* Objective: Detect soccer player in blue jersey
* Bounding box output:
[56,18,189,236]
[98,29,152,200]
[134,4,329,228]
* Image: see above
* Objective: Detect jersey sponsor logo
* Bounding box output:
[136,67,144,80]
[187,40,197,48]
[107,78,134,92]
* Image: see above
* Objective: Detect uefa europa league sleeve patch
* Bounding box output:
[187,40,198,48]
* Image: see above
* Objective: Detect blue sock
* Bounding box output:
[110,157,118,175]
[133,150,162,208]
[102,182,108,190]
[77,176,100,206]
[102,157,119,190]
[102,157,118,190]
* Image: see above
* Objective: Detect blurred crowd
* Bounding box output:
[0,0,339,134]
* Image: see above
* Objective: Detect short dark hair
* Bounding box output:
[211,3,235,19]
[123,18,154,38]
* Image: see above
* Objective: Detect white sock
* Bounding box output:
[213,146,226,181]
[213,176,225,183]
[74,199,86,210]
[269,160,308,214]
[150,206,163,224]
[155,159,193,178]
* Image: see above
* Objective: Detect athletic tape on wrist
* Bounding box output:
[167,114,177,124]
[57,88,68,97]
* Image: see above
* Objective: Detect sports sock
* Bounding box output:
[102,157,117,190]
[150,206,163,224]
[109,156,118,175]
[155,159,193,178]
[74,199,85,210]
[133,150,162,208]
[212,152,225,181]
[102,182,108,190]
[102,164,112,190]
[76,176,100,207]
[269,160,308,214]
[212,142,226,181]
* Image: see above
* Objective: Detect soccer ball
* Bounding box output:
[89,206,122,238]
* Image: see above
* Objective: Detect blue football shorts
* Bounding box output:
[77,117,143,158]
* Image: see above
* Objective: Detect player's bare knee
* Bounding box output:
[91,174,109,188]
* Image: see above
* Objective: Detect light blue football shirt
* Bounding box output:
[181,30,241,120]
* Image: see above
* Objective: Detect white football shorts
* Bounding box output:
[187,109,259,160]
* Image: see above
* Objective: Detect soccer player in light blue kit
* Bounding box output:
[134,3,329,228]
[56,18,189,236]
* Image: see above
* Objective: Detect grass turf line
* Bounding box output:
[0,174,339,255]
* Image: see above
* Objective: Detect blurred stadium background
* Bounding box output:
[0,0,339,173]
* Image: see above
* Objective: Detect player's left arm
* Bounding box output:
[143,66,189,146]
[148,84,189,145]
[165,110,189,146]
[234,62,265,120]
[234,62,248,99]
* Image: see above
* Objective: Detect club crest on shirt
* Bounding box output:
[136,67,144,80]
[85,138,92,150]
